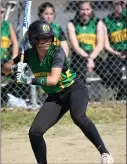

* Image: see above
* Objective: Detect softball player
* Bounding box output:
[2,20,114,164]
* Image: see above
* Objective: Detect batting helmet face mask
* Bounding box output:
[28,20,55,46]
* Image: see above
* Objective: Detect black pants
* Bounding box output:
[29,80,89,134]
[29,79,109,163]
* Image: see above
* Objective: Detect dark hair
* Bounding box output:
[37,2,55,18]
[74,1,94,24]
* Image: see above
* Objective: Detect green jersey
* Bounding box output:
[1,20,11,61]
[103,13,127,51]
[71,17,99,51]
[14,45,76,94]
[51,23,67,46]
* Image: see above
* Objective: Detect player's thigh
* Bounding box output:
[69,81,89,116]
[30,101,62,134]
[57,97,70,121]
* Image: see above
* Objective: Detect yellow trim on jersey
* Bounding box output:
[3,49,9,59]
[59,75,63,81]
[34,72,51,77]
[34,70,72,80]
[110,29,127,43]
[1,36,11,48]
[53,36,60,46]
[59,82,65,89]
[66,69,72,78]
[76,33,96,48]
[67,80,74,87]
[59,80,74,91]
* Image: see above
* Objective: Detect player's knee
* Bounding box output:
[28,129,44,147]
[28,127,44,138]
[71,114,91,127]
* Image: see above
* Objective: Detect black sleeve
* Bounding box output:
[52,47,66,68]
[13,55,20,64]
[13,50,29,64]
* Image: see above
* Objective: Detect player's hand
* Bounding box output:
[11,65,18,73]
[120,52,127,59]
[17,62,27,73]
[16,72,32,84]
[87,58,95,72]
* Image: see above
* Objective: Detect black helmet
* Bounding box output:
[28,20,55,46]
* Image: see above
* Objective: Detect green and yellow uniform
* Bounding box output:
[70,17,99,84]
[14,45,76,94]
[1,20,11,61]
[71,17,99,52]
[103,12,127,51]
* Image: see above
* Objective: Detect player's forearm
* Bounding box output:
[12,43,19,59]
[60,41,70,57]
[104,44,121,56]
[73,46,89,58]
[89,45,103,59]
[31,76,58,86]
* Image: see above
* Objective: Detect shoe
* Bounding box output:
[101,153,114,164]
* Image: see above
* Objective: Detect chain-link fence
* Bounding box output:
[1,0,127,108]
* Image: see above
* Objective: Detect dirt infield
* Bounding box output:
[2,119,126,164]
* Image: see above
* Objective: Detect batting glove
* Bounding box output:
[17,62,27,73]
[16,72,32,84]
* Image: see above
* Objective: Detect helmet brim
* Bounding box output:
[38,33,54,39]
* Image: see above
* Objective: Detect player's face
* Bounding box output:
[79,2,93,22]
[114,1,124,13]
[37,36,52,51]
[41,7,55,24]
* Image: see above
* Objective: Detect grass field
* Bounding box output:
[1,102,126,131]
[1,102,126,163]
